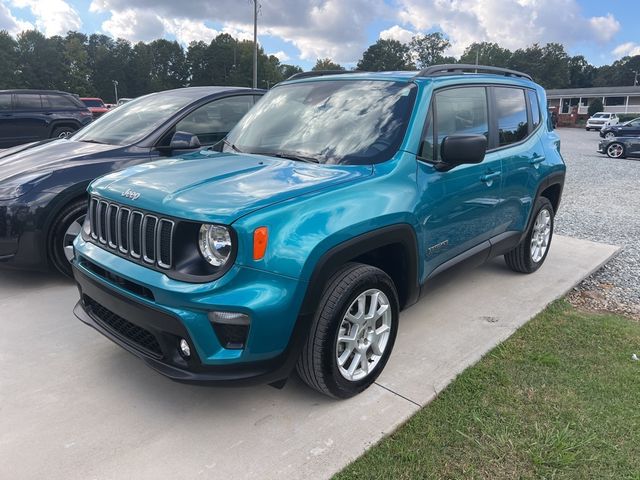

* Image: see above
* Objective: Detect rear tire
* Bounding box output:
[505,197,554,274]
[606,142,626,159]
[51,126,76,139]
[48,198,87,277]
[296,263,399,398]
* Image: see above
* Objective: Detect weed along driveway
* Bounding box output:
[0,235,617,479]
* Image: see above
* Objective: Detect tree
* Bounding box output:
[588,98,603,117]
[508,43,569,89]
[16,30,67,90]
[149,39,187,91]
[357,39,414,71]
[312,58,344,71]
[459,42,511,67]
[64,32,92,96]
[279,64,303,79]
[186,41,211,86]
[568,55,596,88]
[0,30,18,89]
[409,32,451,68]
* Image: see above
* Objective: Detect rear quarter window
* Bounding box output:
[43,94,81,109]
[14,94,42,109]
[0,94,11,110]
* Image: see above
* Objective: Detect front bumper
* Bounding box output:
[72,238,313,385]
[0,201,48,270]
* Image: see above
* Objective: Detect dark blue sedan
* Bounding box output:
[0,86,264,276]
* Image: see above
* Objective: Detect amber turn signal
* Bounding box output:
[253,227,268,260]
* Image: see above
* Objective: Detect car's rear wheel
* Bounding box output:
[504,197,554,274]
[48,198,87,277]
[606,142,625,158]
[51,126,76,139]
[296,263,399,398]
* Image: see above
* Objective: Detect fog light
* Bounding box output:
[179,338,191,358]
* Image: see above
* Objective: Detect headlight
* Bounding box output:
[198,224,233,267]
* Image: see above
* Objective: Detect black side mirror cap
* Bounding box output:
[169,131,201,150]
[438,134,487,171]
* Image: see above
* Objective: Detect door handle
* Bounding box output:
[480,171,501,183]
[530,155,545,165]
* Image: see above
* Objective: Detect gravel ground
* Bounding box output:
[553,128,640,318]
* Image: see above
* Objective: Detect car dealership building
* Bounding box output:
[547,85,640,119]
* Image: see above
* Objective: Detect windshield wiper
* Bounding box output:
[271,151,322,164]
[80,139,107,145]
[221,138,243,153]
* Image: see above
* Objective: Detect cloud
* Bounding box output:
[162,18,220,45]
[612,42,640,58]
[379,25,415,44]
[89,0,388,62]
[0,2,33,35]
[396,0,620,56]
[11,0,81,36]
[270,50,290,62]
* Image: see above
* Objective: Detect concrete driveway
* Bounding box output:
[0,235,618,479]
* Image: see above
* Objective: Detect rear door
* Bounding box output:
[11,93,48,144]
[625,119,640,136]
[494,86,545,234]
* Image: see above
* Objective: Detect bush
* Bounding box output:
[587,98,603,117]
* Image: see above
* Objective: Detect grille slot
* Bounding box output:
[87,197,174,269]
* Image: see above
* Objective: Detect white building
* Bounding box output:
[546,86,640,116]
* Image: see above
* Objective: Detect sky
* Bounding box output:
[1,0,639,70]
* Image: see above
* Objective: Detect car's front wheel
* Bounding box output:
[505,197,554,274]
[51,126,76,139]
[48,198,87,277]
[606,142,626,158]
[296,263,399,398]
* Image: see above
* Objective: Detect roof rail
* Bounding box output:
[415,64,532,81]
[286,70,362,81]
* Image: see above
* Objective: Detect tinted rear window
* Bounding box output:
[15,94,42,109]
[43,94,80,109]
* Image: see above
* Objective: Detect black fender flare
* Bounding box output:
[520,170,565,243]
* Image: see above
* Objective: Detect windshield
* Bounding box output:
[225,80,416,165]
[73,93,194,146]
[593,113,608,118]
[82,99,105,108]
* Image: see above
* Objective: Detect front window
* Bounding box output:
[225,80,416,165]
[73,93,196,146]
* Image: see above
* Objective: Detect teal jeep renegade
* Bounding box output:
[72,65,565,398]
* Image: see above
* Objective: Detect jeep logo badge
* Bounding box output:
[121,189,140,200]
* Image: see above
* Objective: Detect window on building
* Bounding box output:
[604,96,625,106]
[495,87,528,147]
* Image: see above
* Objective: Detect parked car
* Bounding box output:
[599,117,640,139]
[80,97,109,118]
[597,136,640,159]
[72,65,565,398]
[585,112,619,131]
[0,86,263,276]
[0,89,93,148]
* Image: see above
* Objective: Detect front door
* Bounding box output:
[416,86,503,278]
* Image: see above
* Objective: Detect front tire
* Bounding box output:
[505,197,554,274]
[606,142,626,159]
[296,263,399,398]
[48,198,87,277]
[51,126,76,139]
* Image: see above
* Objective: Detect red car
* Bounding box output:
[80,97,109,118]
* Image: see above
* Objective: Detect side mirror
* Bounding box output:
[438,134,487,170]
[169,131,201,150]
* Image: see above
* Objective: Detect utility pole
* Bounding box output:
[252,0,259,89]
[112,80,119,103]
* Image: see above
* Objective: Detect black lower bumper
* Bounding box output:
[72,264,297,386]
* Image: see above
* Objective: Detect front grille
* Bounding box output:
[83,295,162,358]
[88,197,174,269]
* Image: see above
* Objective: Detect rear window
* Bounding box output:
[43,94,80,109]
[494,87,528,147]
[14,94,42,109]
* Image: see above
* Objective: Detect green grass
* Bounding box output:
[335,301,640,479]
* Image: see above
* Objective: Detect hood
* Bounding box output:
[90,150,372,224]
[0,139,123,182]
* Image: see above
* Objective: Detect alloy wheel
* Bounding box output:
[63,214,85,262]
[530,209,551,263]
[335,288,392,382]
[607,143,624,158]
